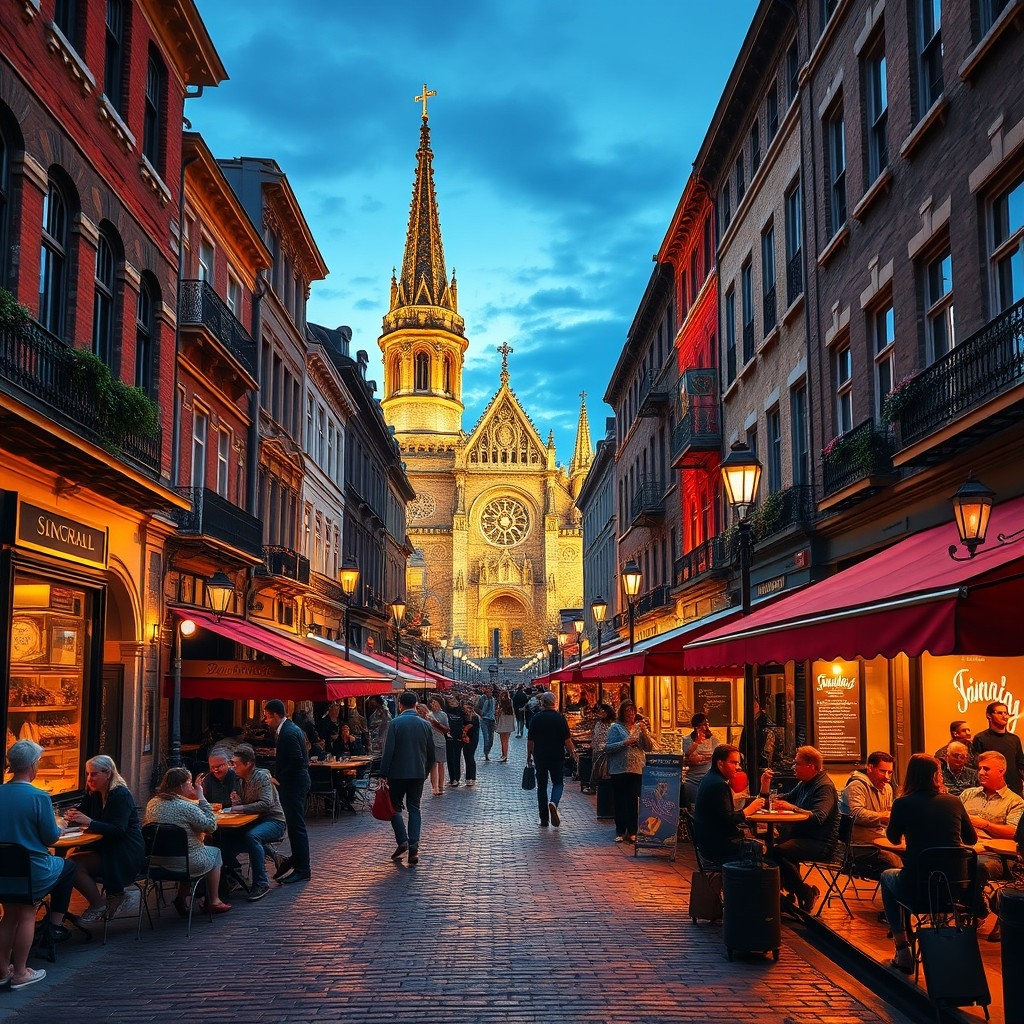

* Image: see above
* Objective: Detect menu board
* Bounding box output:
[695,681,732,728]
[635,754,683,860]
[811,660,862,760]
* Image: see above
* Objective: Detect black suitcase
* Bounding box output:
[689,871,722,923]
[577,751,593,791]
[918,924,990,1015]
[722,860,781,960]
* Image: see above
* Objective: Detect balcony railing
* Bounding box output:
[786,250,803,307]
[674,535,730,588]
[0,319,160,472]
[254,545,310,584]
[763,285,777,336]
[636,584,671,616]
[750,484,816,543]
[178,279,258,379]
[671,403,722,465]
[821,420,895,497]
[742,321,755,363]
[637,368,672,416]
[629,478,665,524]
[173,486,263,558]
[895,297,1024,450]
[310,572,344,603]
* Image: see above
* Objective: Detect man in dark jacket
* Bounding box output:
[973,701,1024,795]
[263,698,311,884]
[760,745,838,911]
[381,689,435,864]
[693,744,766,865]
[527,691,577,828]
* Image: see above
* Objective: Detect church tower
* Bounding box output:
[379,85,467,440]
[568,391,594,499]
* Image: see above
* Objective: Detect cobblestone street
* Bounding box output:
[1,739,913,1024]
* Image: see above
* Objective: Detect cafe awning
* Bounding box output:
[305,636,453,691]
[683,494,1024,669]
[165,608,392,701]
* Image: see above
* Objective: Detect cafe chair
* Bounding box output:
[307,765,339,823]
[350,757,381,812]
[136,823,211,940]
[800,813,856,919]
[0,842,56,964]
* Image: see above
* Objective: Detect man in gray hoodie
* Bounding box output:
[839,750,900,874]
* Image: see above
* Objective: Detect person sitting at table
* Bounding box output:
[759,745,838,912]
[64,754,145,923]
[0,740,79,989]
[332,724,365,812]
[959,749,1024,942]
[692,744,766,866]
[144,768,232,916]
[881,753,977,974]
[317,702,342,752]
[935,719,977,769]
[224,744,287,902]
[940,741,978,796]
[681,713,718,809]
[367,696,392,755]
[198,747,237,809]
[838,751,900,877]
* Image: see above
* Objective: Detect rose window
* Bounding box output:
[408,493,436,521]
[481,497,529,546]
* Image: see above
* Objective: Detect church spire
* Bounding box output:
[387,84,462,333]
[568,391,594,488]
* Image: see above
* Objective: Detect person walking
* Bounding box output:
[262,698,311,884]
[512,685,529,738]
[495,692,515,762]
[527,691,577,828]
[380,690,435,865]
[444,696,466,787]
[475,685,497,761]
[427,697,450,795]
[461,702,481,787]
[604,700,653,843]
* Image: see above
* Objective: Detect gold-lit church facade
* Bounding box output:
[378,93,591,662]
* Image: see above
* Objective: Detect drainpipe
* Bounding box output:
[247,273,266,517]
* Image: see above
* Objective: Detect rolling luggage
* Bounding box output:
[722,860,781,960]
[689,871,722,923]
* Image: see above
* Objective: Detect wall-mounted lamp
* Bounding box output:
[206,570,235,620]
[150,623,161,645]
[949,477,996,560]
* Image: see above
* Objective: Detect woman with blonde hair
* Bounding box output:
[64,754,145,922]
[427,697,450,795]
[495,692,515,762]
[144,768,232,916]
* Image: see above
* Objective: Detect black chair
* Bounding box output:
[307,765,339,822]
[137,823,211,939]
[801,813,855,918]
[350,757,382,812]
[0,842,55,964]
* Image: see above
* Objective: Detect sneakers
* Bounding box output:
[280,872,310,884]
[78,904,106,923]
[450,780,460,787]
[890,943,914,975]
[548,802,560,827]
[798,885,820,913]
[614,835,624,843]
[408,848,419,865]
[246,883,271,903]
[272,857,294,881]
[11,969,46,991]
[111,888,141,918]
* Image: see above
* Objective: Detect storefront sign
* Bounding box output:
[16,501,108,569]
[812,660,862,760]
[757,575,786,597]
[181,660,315,681]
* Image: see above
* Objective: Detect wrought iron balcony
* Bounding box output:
[0,318,161,474]
[674,535,731,588]
[750,485,816,543]
[310,572,345,603]
[892,297,1024,465]
[671,403,722,467]
[636,583,671,616]
[763,286,777,337]
[178,279,257,379]
[637,368,672,417]
[173,486,263,559]
[629,478,665,526]
[254,545,310,585]
[820,420,895,500]
[786,251,803,307]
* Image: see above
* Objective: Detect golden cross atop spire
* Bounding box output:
[579,390,586,403]
[414,83,437,120]
[497,341,513,386]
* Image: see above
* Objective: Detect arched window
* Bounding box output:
[0,116,12,289]
[388,357,400,395]
[442,354,453,394]
[136,273,159,396]
[39,176,69,337]
[92,226,118,365]
[414,351,430,391]
[143,47,166,173]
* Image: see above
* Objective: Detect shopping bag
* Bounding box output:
[521,763,536,790]
[371,778,395,820]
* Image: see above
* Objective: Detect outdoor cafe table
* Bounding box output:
[52,830,102,852]
[873,835,1019,877]
[748,809,811,852]
[312,757,372,775]
[213,809,259,828]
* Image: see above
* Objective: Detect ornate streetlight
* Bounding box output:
[205,570,235,621]
[390,597,406,670]
[590,596,607,657]
[339,557,360,659]
[620,560,643,651]
[573,614,585,666]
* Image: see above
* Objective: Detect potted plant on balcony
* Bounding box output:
[881,373,921,425]
[821,427,891,476]
[0,287,31,334]
[69,350,159,448]
[751,486,788,540]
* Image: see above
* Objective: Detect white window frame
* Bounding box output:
[925,249,955,364]
[191,407,209,491]
[990,174,1024,313]
[216,427,230,497]
[836,344,853,434]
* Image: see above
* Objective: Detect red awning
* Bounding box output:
[165,608,392,700]
[683,494,1024,669]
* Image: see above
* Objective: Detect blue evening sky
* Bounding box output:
[190,1,758,460]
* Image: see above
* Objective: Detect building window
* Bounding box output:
[216,428,230,497]
[761,222,776,337]
[143,49,166,172]
[198,238,214,283]
[703,215,714,277]
[925,249,955,363]
[725,287,737,384]
[679,268,689,320]
[104,0,125,113]
[787,41,800,105]
[191,408,208,491]
[54,0,79,48]
[766,406,782,493]
[39,177,69,338]
[443,354,453,394]
[835,343,853,434]
[991,174,1024,311]
[865,44,888,182]
[873,302,895,421]
[690,249,699,302]
[826,106,847,236]
[766,82,779,144]
[92,229,117,366]
[741,261,754,363]
[226,269,242,317]
[821,0,838,30]
[414,351,430,391]
[981,0,1011,34]
[785,180,803,306]
[915,0,943,116]
[735,154,745,203]
[790,382,809,487]
[722,183,731,231]
[750,119,761,175]
[135,274,157,396]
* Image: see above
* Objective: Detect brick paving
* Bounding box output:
[1,739,917,1024]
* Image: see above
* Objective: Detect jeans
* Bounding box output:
[388,778,426,849]
[514,710,526,736]
[277,771,311,874]
[880,867,908,935]
[768,837,830,896]
[229,819,286,889]
[462,740,478,781]
[480,719,495,757]
[535,760,565,822]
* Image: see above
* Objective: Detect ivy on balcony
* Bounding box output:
[821,420,895,496]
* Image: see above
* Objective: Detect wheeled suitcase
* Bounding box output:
[722,860,781,960]
[689,871,722,923]
[577,751,593,791]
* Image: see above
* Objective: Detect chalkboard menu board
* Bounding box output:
[811,660,861,760]
[695,680,732,727]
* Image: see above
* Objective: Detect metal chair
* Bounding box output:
[350,757,381,812]
[307,765,339,822]
[137,823,211,939]
[800,813,855,918]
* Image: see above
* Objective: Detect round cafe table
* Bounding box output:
[748,809,811,851]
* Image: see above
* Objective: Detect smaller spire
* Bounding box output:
[569,391,594,480]
[497,341,513,387]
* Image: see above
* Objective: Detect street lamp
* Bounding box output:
[620,560,643,650]
[573,614,585,666]
[721,440,763,790]
[436,636,448,678]
[590,596,607,657]
[390,597,406,669]
[948,477,996,560]
[339,557,360,659]
[205,570,235,620]
[170,617,197,768]
[557,630,568,670]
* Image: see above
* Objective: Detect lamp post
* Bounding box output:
[620,560,643,650]
[720,441,763,790]
[557,630,568,670]
[339,557,360,659]
[573,615,585,666]
[205,570,235,621]
[170,617,197,768]
[590,596,607,658]
[390,597,406,670]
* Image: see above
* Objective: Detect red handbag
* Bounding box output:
[371,779,395,820]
